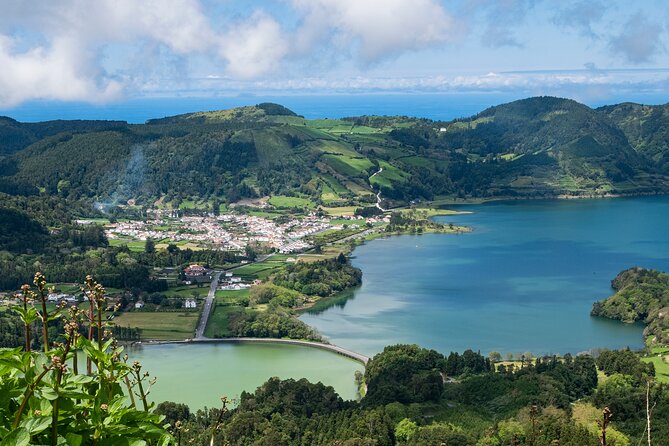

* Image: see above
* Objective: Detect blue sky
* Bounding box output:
[1,0,668,108]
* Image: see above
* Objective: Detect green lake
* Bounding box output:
[125,342,364,409]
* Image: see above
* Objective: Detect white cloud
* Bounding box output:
[464,0,538,48]
[0,0,668,107]
[0,0,218,106]
[609,12,664,64]
[553,0,607,38]
[0,34,123,107]
[219,12,289,79]
[291,0,456,61]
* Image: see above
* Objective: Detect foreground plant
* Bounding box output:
[0,273,172,445]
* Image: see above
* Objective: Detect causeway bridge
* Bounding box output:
[192,337,370,365]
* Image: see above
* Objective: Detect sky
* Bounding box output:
[1,0,669,109]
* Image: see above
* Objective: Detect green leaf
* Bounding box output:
[40,387,59,401]
[65,432,84,446]
[21,415,52,434]
[69,374,94,384]
[0,427,30,446]
[98,437,146,446]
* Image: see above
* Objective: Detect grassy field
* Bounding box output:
[643,345,669,383]
[322,206,358,216]
[369,160,409,189]
[268,195,316,209]
[405,208,472,217]
[205,289,250,337]
[214,289,250,301]
[163,285,211,298]
[108,238,147,252]
[320,173,349,194]
[232,258,285,280]
[322,154,374,177]
[112,311,200,340]
[247,209,287,219]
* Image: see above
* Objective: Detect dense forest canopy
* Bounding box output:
[592,267,669,344]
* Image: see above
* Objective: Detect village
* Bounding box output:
[0,208,391,321]
[104,208,390,253]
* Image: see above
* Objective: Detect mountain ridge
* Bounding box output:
[2,96,669,207]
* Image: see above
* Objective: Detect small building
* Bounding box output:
[135,301,145,309]
[184,298,197,309]
[184,264,207,276]
[47,293,77,303]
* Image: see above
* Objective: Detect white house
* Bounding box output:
[184,298,197,309]
[135,301,145,309]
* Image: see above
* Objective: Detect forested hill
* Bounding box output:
[2,96,669,206]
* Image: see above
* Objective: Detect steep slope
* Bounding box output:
[386,97,661,197]
[598,102,669,168]
[0,117,127,155]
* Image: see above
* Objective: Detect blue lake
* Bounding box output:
[301,196,669,357]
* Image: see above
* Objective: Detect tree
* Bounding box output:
[395,418,418,443]
[489,351,502,363]
[144,237,156,254]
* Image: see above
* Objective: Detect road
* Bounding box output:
[369,167,388,212]
[194,270,222,339]
[193,337,370,365]
[194,255,272,339]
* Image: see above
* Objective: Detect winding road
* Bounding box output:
[369,167,387,212]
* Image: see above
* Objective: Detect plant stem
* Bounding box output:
[13,366,51,429]
[124,375,137,408]
[87,289,94,375]
[22,291,31,352]
[51,343,70,446]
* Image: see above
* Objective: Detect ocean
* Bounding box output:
[2,92,669,124]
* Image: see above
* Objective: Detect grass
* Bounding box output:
[163,286,211,298]
[643,345,669,383]
[112,311,200,340]
[313,140,360,156]
[369,160,409,189]
[204,290,250,337]
[320,182,340,202]
[108,238,146,252]
[214,289,250,301]
[320,174,349,194]
[233,261,283,280]
[268,195,316,209]
[204,305,246,337]
[322,154,374,177]
[247,209,288,219]
[405,208,471,217]
[322,206,358,216]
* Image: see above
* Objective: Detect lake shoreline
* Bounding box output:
[427,190,668,206]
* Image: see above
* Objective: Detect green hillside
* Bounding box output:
[2,97,669,206]
[598,102,669,167]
